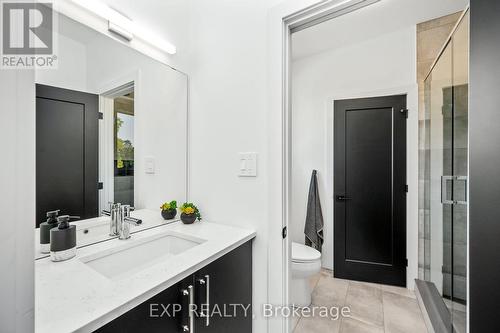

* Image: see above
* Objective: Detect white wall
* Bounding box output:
[186,0,285,331]
[0,71,35,332]
[35,33,88,92]
[290,26,419,285]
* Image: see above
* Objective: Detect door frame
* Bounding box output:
[99,79,136,213]
[267,1,384,332]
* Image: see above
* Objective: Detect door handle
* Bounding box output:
[336,195,352,201]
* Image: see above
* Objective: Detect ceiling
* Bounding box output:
[291,0,469,60]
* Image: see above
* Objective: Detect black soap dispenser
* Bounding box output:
[39,210,60,254]
[50,215,77,262]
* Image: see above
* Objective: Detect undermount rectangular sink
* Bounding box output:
[80,231,205,280]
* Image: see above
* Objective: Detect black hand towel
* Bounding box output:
[304,170,324,252]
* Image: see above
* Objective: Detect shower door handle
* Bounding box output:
[441,176,454,205]
[455,176,468,205]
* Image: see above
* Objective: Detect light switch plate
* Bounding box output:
[145,157,155,174]
[238,152,257,177]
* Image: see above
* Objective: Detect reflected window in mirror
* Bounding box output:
[113,91,135,207]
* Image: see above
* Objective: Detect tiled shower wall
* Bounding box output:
[417,12,461,279]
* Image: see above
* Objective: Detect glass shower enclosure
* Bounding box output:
[421,10,468,333]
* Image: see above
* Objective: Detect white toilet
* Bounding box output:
[291,242,322,307]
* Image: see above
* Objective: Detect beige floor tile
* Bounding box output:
[381,284,417,299]
[340,317,384,333]
[382,291,427,333]
[312,276,349,307]
[291,315,300,331]
[345,281,384,327]
[294,275,430,333]
[294,313,341,333]
[352,279,384,290]
[321,268,334,278]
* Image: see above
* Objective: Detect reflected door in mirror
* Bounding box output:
[36,84,99,227]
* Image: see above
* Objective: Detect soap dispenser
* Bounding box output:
[39,210,60,254]
[50,215,77,262]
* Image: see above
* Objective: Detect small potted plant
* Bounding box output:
[160,200,177,220]
[179,202,201,224]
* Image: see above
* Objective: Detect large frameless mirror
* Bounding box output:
[34,10,188,259]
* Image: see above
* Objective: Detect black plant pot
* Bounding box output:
[180,213,196,224]
[161,209,177,220]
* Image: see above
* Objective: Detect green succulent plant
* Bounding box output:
[160,200,177,211]
[180,202,202,221]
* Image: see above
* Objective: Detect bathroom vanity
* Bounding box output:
[35,215,255,333]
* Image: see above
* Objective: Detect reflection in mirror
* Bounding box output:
[114,89,135,207]
[34,11,188,259]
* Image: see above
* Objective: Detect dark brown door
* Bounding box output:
[334,94,407,286]
[36,84,99,226]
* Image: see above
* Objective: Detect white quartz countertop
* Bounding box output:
[35,213,256,333]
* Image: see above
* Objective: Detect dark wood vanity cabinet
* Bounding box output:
[194,241,252,333]
[95,241,252,333]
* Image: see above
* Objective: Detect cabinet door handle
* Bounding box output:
[198,275,210,327]
[181,285,195,333]
[188,285,195,333]
[205,275,210,327]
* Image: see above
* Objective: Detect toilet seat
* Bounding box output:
[292,242,321,263]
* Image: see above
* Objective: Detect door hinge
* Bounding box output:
[282,227,287,239]
[400,108,408,118]
[405,185,409,193]
[405,258,408,267]
[98,112,104,119]
[98,182,103,190]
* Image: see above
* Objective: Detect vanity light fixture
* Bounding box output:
[108,21,133,41]
[70,0,177,54]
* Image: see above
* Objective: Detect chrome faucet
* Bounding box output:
[102,202,121,236]
[102,203,142,239]
[118,205,142,240]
